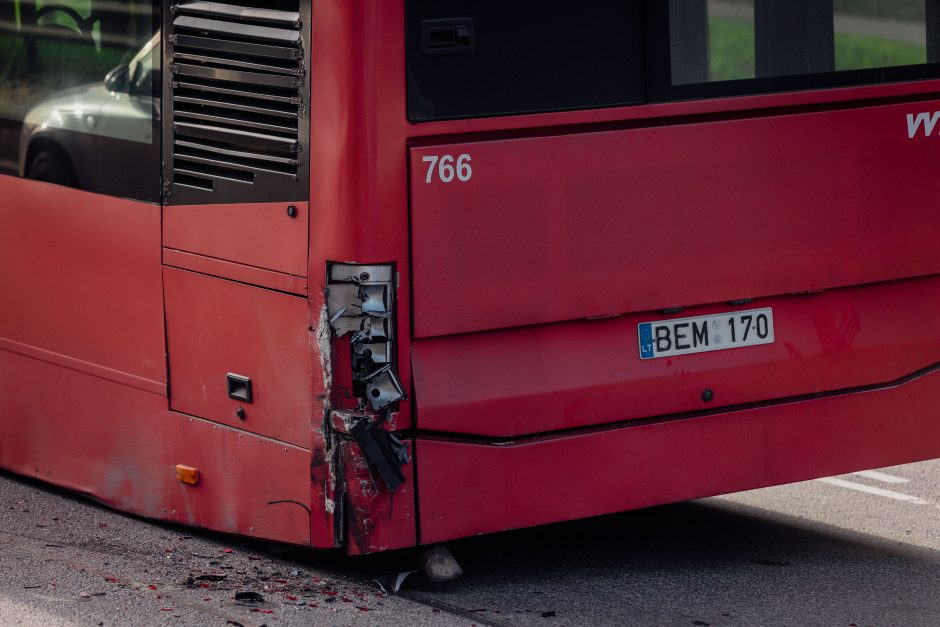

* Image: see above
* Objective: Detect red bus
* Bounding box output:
[3,0,940,558]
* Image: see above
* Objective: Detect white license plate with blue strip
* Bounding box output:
[638,308,774,360]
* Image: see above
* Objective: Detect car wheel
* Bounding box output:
[28,148,79,188]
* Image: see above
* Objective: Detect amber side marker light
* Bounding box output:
[176,465,199,486]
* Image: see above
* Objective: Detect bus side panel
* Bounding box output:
[416,366,940,544]
[0,350,312,545]
[412,276,940,437]
[164,201,309,278]
[164,268,313,448]
[0,177,166,389]
[410,101,940,338]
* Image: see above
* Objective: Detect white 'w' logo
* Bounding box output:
[907,111,940,138]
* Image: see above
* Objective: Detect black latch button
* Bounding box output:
[226,373,253,403]
[420,18,473,55]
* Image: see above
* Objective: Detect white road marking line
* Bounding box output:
[851,470,910,484]
[817,477,927,504]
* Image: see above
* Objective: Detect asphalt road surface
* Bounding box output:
[2,459,940,627]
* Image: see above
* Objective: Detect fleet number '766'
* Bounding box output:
[422,154,472,183]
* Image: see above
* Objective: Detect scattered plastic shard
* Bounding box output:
[234,591,264,603]
[372,570,416,594]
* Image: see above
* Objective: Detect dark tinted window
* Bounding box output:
[406,1,646,122]
[663,0,940,99]
[0,1,159,201]
[670,1,931,81]
[407,0,940,122]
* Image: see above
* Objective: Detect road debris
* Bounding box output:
[372,570,417,594]
[234,591,265,603]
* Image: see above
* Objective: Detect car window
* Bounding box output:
[0,0,159,201]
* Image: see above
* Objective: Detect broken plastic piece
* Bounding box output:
[359,284,389,315]
[372,570,416,594]
[363,365,406,412]
[354,341,391,365]
[329,263,394,284]
[328,261,404,412]
[350,418,407,490]
[327,283,362,319]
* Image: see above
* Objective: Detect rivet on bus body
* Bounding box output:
[235,407,246,420]
[286,205,298,218]
[702,389,714,402]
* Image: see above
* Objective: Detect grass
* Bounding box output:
[709,17,756,81]
[834,31,926,70]
[707,17,928,81]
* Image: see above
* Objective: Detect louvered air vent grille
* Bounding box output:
[165,1,309,204]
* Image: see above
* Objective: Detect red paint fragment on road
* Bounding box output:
[286,595,297,601]
[250,608,274,614]
[160,608,172,611]
[222,549,234,554]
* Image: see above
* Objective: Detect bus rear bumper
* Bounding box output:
[415,365,940,544]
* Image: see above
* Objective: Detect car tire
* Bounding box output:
[28,148,79,188]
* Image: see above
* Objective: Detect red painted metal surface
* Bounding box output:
[0,176,166,390]
[407,79,940,139]
[307,0,413,433]
[417,366,940,544]
[411,101,940,338]
[341,438,416,555]
[0,350,312,545]
[164,268,313,448]
[163,248,307,296]
[164,201,309,277]
[413,276,940,437]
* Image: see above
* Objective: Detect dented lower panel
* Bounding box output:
[416,366,940,544]
[0,349,312,546]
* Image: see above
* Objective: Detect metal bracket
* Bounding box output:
[327,262,407,411]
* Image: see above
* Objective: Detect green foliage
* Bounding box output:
[709,18,755,81]
[835,32,926,69]
[707,16,927,82]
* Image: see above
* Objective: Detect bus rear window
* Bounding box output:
[408,0,940,123]
[671,0,930,84]
[406,1,646,122]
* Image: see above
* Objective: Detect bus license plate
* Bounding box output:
[638,308,774,360]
